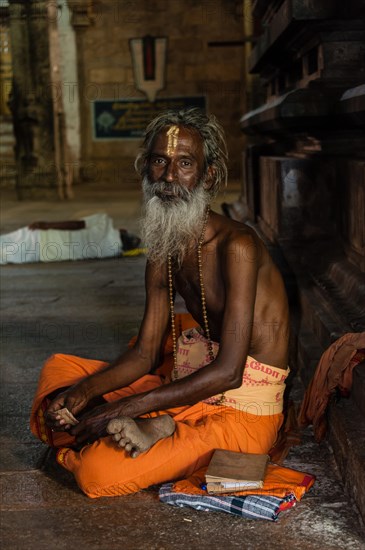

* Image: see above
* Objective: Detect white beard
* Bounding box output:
[140,176,210,267]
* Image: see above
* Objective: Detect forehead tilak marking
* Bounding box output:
[166,125,180,155]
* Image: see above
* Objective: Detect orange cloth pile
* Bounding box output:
[298,332,365,441]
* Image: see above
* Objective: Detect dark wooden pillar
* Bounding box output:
[239,0,365,349]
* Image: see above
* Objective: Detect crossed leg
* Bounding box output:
[107,415,176,458]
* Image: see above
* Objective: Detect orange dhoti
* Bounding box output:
[30,317,288,499]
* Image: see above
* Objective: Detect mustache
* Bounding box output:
[146,181,194,202]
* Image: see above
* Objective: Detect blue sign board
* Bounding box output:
[93,96,206,140]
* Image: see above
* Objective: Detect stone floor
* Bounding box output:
[1,184,364,549]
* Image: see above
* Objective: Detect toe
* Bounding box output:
[107,418,124,434]
[117,437,130,448]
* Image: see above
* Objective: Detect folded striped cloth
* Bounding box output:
[159,483,296,522]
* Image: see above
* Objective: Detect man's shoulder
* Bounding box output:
[213,213,261,247]
[212,213,266,267]
[212,210,255,235]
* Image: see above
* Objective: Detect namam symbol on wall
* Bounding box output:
[129,35,167,103]
[96,111,116,133]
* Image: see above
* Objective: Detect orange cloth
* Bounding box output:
[298,332,365,442]
[57,399,283,498]
[172,463,315,501]
[268,400,301,464]
[30,313,286,498]
[30,313,198,447]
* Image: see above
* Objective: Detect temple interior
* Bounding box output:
[1,1,364,547]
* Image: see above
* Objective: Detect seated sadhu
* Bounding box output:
[30,108,290,498]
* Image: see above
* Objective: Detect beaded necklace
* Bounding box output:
[167,207,225,405]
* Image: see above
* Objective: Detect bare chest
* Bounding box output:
[173,253,225,337]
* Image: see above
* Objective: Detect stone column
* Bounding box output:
[8,0,58,199]
[67,0,96,184]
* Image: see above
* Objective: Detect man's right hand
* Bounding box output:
[44,385,90,432]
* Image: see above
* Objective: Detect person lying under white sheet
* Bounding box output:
[0,213,141,264]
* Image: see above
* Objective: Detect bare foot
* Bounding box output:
[107,415,175,458]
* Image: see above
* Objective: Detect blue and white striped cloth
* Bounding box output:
[159,483,296,522]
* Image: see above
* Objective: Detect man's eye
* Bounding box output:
[181,160,192,167]
[153,158,165,165]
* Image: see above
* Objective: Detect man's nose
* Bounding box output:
[163,162,176,183]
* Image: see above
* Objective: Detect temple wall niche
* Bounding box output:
[2,0,246,197]
[71,0,246,188]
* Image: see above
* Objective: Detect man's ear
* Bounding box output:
[203,165,215,191]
